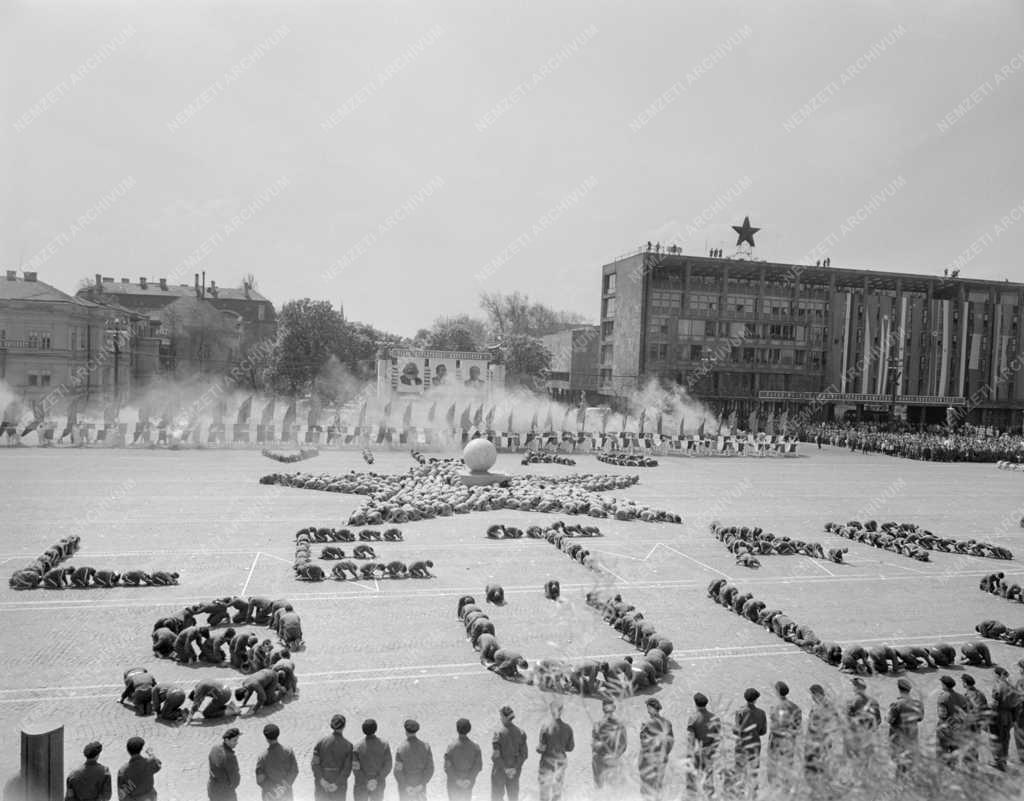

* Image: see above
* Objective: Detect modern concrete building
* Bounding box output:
[0,270,153,408]
[599,244,1024,427]
[540,326,601,403]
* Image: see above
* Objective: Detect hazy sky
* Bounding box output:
[3,1,1023,336]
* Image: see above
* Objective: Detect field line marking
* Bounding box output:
[240,552,261,596]
[655,543,731,579]
[805,557,835,577]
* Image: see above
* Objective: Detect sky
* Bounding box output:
[2,0,1023,337]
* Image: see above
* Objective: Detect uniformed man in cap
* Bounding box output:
[312,714,354,801]
[844,677,880,760]
[638,697,673,801]
[804,684,839,786]
[733,688,767,793]
[208,728,241,801]
[591,698,627,789]
[117,737,161,801]
[990,666,1022,770]
[685,692,719,797]
[766,681,802,783]
[66,741,112,801]
[394,719,434,801]
[936,674,969,766]
[887,678,923,773]
[537,700,574,801]
[353,719,392,801]
[444,718,482,801]
[491,706,528,801]
[961,674,990,769]
[256,723,299,801]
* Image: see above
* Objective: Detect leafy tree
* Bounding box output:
[502,333,552,386]
[423,315,487,351]
[265,299,346,394]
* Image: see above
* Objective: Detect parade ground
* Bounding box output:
[1,447,1022,799]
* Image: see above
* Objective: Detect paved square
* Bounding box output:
[1,447,1021,799]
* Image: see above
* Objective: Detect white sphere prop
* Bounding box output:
[463,438,497,473]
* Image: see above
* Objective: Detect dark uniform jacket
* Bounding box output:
[887,697,924,748]
[394,737,434,788]
[686,709,721,756]
[591,716,627,762]
[491,723,528,774]
[207,744,240,801]
[537,720,574,766]
[444,737,482,783]
[65,760,111,801]
[117,755,161,801]
[256,742,299,801]
[733,705,768,754]
[638,716,674,774]
[311,732,354,787]
[354,736,393,786]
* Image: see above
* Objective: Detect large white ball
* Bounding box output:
[463,438,497,472]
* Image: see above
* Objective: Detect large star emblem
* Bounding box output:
[732,216,760,247]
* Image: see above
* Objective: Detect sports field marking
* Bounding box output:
[239,552,261,596]
[804,557,836,577]
[655,543,732,578]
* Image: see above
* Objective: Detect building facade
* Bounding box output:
[599,246,1024,427]
[76,273,277,376]
[540,326,601,403]
[0,270,153,409]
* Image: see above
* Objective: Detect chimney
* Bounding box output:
[209,280,218,298]
[194,273,200,298]
[121,277,129,284]
[139,277,147,289]
[243,281,250,300]
[102,276,113,283]
[95,273,102,290]
[6,270,16,281]
[201,270,206,298]
[24,271,37,282]
[159,278,167,291]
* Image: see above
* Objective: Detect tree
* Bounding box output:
[265,299,346,394]
[502,333,552,387]
[479,291,589,338]
[422,315,488,352]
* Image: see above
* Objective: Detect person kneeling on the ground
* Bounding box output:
[491,649,527,680]
[544,580,560,601]
[120,668,157,715]
[485,583,505,605]
[408,560,433,578]
[235,669,282,712]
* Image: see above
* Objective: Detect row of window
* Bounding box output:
[646,344,823,369]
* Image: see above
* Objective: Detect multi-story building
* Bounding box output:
[599,244,1024,428]
[540,326,601,403]
[77,273,276,375]
[0,270,153,408]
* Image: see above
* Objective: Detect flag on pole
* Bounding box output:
[237,396,253,424]
[697,418,705,439]
[543,406,554,432]
[446,402,456,428]
[576,403,587,433]
[779,410,790,436]
[620,412,628,432]
[715,414,723,435]
[748,409,758,434]
[460,405,472,431]
[561,407,572,432]
[638,408,646,435]
[358,400,368,428]
[765,412,775,436]
[678,415,686,437]
[530,410,539,432]
[402,402,413,428]
[485,406,495,430]
[383,400,393,420]
[656,411,664,436]
[728,410,738,436]
[61,397,79,440]
[601,408,611,433]
[214,398,227,425]
[427,401,437,424]
[282,401,296,432]
[473,404,483,428]
[307,398,320,430]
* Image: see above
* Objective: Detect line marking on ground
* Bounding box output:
[881,561,931,575]
[655,543,732,579]
[804,557,836,577]
[597,564,629,585]
[240,552,261,596]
